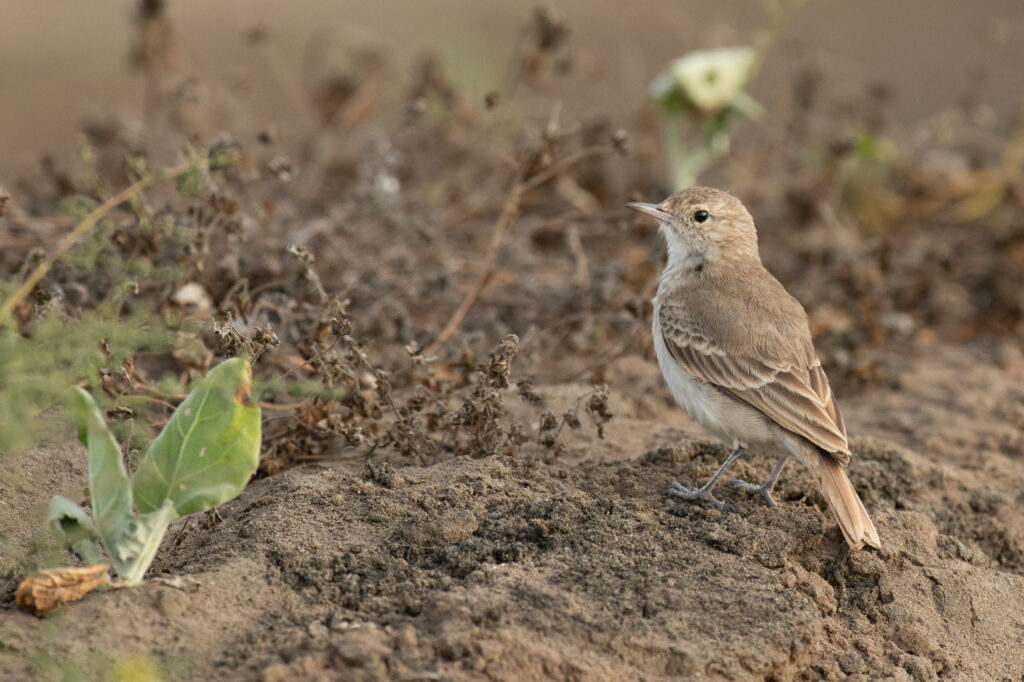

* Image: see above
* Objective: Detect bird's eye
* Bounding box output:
[694,210,709,223]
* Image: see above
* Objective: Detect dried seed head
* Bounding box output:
[268,155,294,181]
[585,384,613,439]
[482,334,520,389]
[331,318,352,337]
[252,324,279,348]
[517,378,544,405]
[110,406,136,420]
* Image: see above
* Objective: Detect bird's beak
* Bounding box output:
[626,202,671,221]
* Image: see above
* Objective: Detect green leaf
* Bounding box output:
[71,386,134,557]
[57,195,99,221]
[47,496,102,565]
[132,357,261,517]
[174,148,206,199]
[174,166,204,198]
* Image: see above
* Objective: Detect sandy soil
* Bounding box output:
[2,340,1022,681]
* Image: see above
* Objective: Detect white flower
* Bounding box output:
[651,46,758,114]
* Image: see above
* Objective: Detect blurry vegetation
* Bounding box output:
[650,46,763,189]
[0,148,236,455]
[649,0,806,189]
[20,622,171,682]
[0,308,167,454]
[837,129,906,232]
[0,1,1022,541]
[0,3,623,498]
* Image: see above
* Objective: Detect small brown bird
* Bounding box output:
[629,187,881,549]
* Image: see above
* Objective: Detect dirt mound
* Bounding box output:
[2,343,1022,681]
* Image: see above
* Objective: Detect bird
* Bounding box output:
[628,187,881,550]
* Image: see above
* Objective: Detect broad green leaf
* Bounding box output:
[71,387,134,555]
[46,495,101,565]
[132,357,261,516]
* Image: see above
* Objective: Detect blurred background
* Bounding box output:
[3,0,1023,174]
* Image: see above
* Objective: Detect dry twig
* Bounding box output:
[424,143,613,356]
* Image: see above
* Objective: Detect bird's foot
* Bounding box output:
[728,478,778,508]
[667,480,733,512]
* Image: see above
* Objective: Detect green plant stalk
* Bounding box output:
[661,110,741,190]
[662,112,711,190]
[119,544,157,586]
[117,502,179,585]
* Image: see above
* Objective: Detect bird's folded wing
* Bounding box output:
[662,324,850,463]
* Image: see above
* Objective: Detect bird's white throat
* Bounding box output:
[658,223,705,289]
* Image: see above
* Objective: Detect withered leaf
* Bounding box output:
[16,564,118,616]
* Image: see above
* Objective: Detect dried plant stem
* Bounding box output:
[425,144,613,357]
[257,400,309,412]
[519,145,612,194]
[425,181,525,357]
[552,324,642,385]
[0,161,193,325]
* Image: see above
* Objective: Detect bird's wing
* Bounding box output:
[660,308,850,463]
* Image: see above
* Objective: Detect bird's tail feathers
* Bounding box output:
[812,454,881,550]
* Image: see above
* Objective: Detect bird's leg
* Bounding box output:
[729,454,788,507]
[667,446,743,512]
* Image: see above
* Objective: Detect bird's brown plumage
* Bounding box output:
[638,186,880,549]
[658,278,851,464]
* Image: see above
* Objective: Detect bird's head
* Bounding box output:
[628,187,760,270]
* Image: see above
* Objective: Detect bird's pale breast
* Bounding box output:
[652,301,778,448]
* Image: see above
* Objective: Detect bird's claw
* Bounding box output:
[667,480,733,512]
[728,478,778,508]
